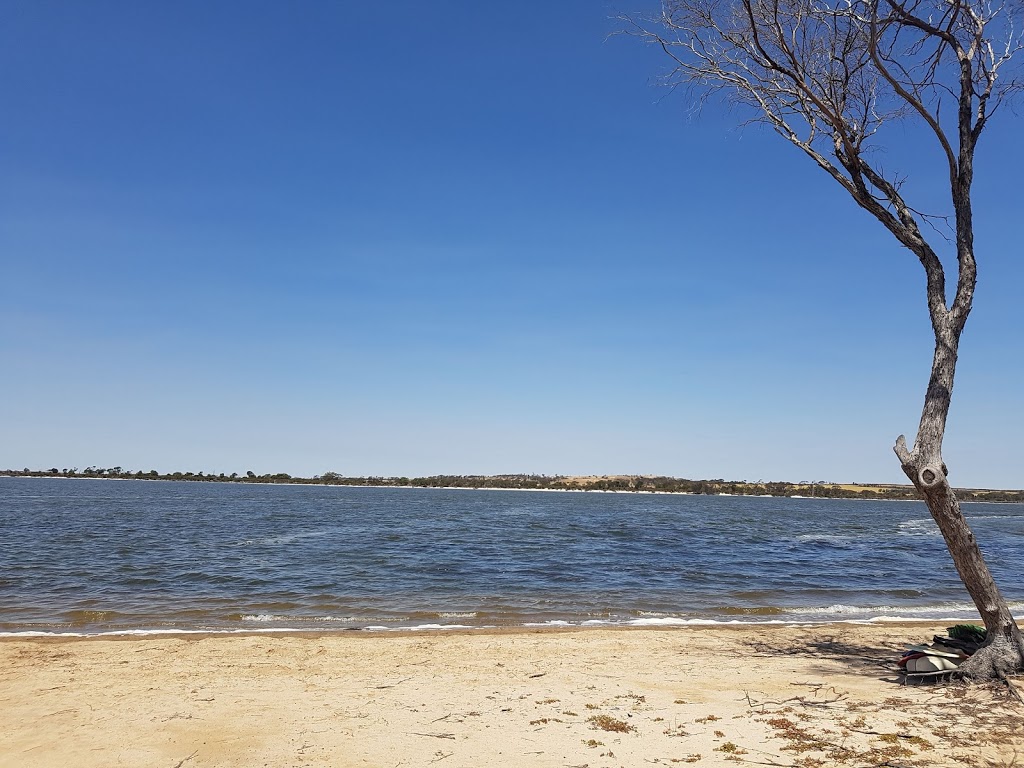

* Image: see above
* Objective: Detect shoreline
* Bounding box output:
[0,617,975,642]
[3,622,1018,767]
[0,613,993,640]
[6,473,1023,503]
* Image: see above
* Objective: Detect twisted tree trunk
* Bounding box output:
[631,0,1023,681]
[894,322,1024,681]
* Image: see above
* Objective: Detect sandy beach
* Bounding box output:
[1,623,1020,767]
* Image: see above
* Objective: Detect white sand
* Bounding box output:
[1,623,1020,767]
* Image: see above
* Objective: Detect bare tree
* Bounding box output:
[626,0,1023,680]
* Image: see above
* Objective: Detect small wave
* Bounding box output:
[794,602,984,616]
[234,530,332,547]
[238,613,411,624]
[524,617,787,627]
[713,606,786,616]
[312,616,360,623]
[628,617,747,626]
[64,610,122,625]
[897,519,941,536]
[884,589,925,599]
[523,620,572,627]
[0,628,304,638]
[309,615,408,623]
[795,534,855,545]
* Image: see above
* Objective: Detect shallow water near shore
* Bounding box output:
[2,477,1022,634]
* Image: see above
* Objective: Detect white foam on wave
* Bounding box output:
[629,617,745,626]
[0,627,305,638]
[8,600,1022,639]
[241,614,410,624]
[789,601,1024,618]
[517,617,786,628]
[798,603,953,615]
[795,534,854,544]
[0,610,995,638]
[897,519,942,536]
[235,530,332,547]
[524,620,572,627]
[848,616,964,625]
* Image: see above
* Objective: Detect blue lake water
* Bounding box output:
[1,477,1022,634]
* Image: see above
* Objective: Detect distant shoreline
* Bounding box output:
[3,468,1023,502]
[5,474,1019,505]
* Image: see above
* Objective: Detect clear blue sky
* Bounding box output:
[2,2,1022,487]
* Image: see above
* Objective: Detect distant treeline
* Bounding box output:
[4,466,1024,503]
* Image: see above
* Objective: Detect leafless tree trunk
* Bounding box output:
[626,0,1023,679]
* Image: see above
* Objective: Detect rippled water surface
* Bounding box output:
[2,477,1022,633]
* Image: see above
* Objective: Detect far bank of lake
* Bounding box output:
[5,468,1024,503]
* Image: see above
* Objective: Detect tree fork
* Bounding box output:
[633,0,1024,683]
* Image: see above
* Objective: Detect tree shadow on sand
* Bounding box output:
[739,635,1024,767]
[743,634,906,681]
